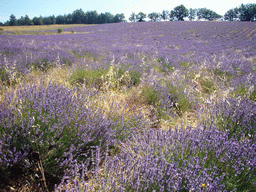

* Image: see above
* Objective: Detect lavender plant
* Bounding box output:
[0,81,131,190]
[58,124,256,191]
[211,96,256,140]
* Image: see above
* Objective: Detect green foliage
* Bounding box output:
[224,8,239,21]
[199,77,217,94]
[213,69,233,83]
[129,12,136,22]
[167,84,192,115]
[160,10,169,21]
[141,86,161,106]
[197,8,222,21]
[0,68,10,85]
[71,30,75,33]
[69,68,108,87]
[113,13,126,23]
[188,8,196,21]
[172,4,188,21]
[238,3,256,21]
[72,9,87,24]
[97,12,114,24]
[57,28,63,33]
[140,86,167,121]
[231,86,256,101]
[136,12,147,22]
[9,14,17,26]
[148,12,160,22]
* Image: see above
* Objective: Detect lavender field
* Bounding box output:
[0,21,256,191]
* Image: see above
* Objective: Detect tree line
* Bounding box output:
[130,3,256,22]
[1,3,255,26]
[1,9,126,26]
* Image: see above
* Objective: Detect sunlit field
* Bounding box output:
[0,21,256,191]
[0,24,89,35]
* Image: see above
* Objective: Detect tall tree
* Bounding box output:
[9,14,17,26]
[86,10,98,24]
[33,16,43,25]
[238,3,256,21]
[56,15,66,24]
[49,15,56,24]
[172,5,188,21]
[113,13,126,23]
[188,8,196,21]
[197,8,221,21]
[24,15,33,25]
[161,10,169,21]
[43,16,52,25]
[72,9,86,24]
[224,8,239,21]
[65,14,73,24]
[148,12,160,21]
[17,16,25,25]
[129,12,136,22]
[169,10,175,21]
[136,12,147,22]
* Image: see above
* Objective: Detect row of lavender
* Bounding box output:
[0,21,256,191]
[1,22,256,87]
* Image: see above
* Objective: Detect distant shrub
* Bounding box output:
[57,28,63,33]
[0,28,3,31]
[71,30,75,33]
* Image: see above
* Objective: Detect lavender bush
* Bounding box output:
[0,81,133,190]
[211,96,256,140]
[58,124,256,191]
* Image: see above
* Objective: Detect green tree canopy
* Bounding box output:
[56,15,66,24]
[24,15,33,25]
[86,10,98,24]
[136,12,147,22]
[197,8,222,21]
[148,12,160,21]
[65,14,73,24]
[238,3,256,21]
[172,5,188,21]
[113,13,125,23]
[161,10,169,21]
[32,16,43,25]
[9,14,17,26]
[72,9,87,24]
[188,8,196,21]
[129,12,136,22]
[224,8,239,21]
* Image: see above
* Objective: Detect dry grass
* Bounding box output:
[0,24,90,32]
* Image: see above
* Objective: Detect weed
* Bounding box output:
[57,28,63,33]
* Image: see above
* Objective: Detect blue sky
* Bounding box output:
[0,0,254,23]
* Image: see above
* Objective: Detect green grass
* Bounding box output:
[199,77,217,94]
[231,86,256,101]
[69,67,109,88]
[167,84,192,115]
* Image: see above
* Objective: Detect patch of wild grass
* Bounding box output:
[69,67,109,88]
